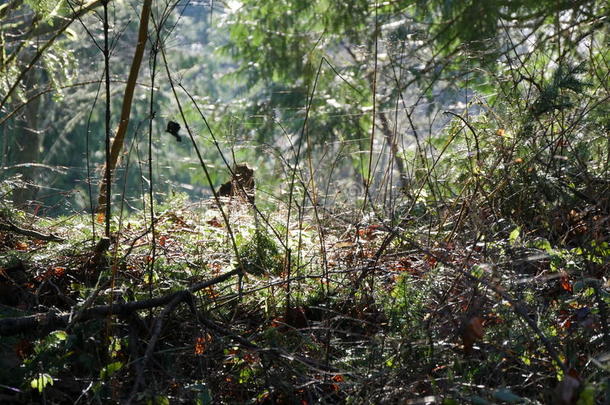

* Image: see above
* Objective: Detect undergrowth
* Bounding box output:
[1,74,609,404]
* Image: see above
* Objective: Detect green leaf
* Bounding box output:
[100,361,123,379]
[30,373,54,393]
[51,330,68,341]
[471,264,485,279]
[509,226,521,245]
[576,384,596,405]
[532,238,553,254]
[147,396,170,405]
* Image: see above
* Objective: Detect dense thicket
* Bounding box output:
[0,0,608,403]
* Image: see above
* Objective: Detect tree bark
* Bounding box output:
[97,0,153,212]
[11,71,42,207]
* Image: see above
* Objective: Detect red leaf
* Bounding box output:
[270,317,284,328]
[332,374,344,382]
[560,272,572,293]
[53,267,66,277]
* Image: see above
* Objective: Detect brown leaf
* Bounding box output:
[206,217,223,228]
[194,334,212,355]
[53,267,66,277]
[358,224,381,240]
[560,272,573,293]
[15,241,28,251]
[462,316,485,354]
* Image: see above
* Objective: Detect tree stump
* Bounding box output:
[218,163,255,203]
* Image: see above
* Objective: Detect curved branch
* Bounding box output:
[0,268,240,336]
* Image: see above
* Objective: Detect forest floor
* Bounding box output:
[0,191,608,404]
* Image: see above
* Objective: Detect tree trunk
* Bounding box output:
[11,72,42,208]
[96,0,152,212]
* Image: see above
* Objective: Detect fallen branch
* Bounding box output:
[0,269,240,336]
[0,220,64,242]
[122,287,338,404]
[126,291,188,405]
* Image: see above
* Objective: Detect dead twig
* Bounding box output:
[0,269,241,336]
[0,220,64,242]
[125,291,188,405]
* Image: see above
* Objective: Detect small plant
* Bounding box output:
[237,228,282,276]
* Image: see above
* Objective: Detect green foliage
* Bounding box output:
[185,383,213,405]
[238,227,283,276]
[30,373,54,393]
[225,0,368,84]
[99,361,122,379]
[530,64,589,117]
[387,274,427,333]
[25,0,66,20]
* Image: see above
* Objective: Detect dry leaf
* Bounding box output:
[53,267,66,277]
[334,241,355,249]
[194,334,212,355]
[358,224,381,240]
[15,241,28,251]
[206,217,223,228]
[332,375,344,383]
[462,316,485,353]
[560,272,573,293]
